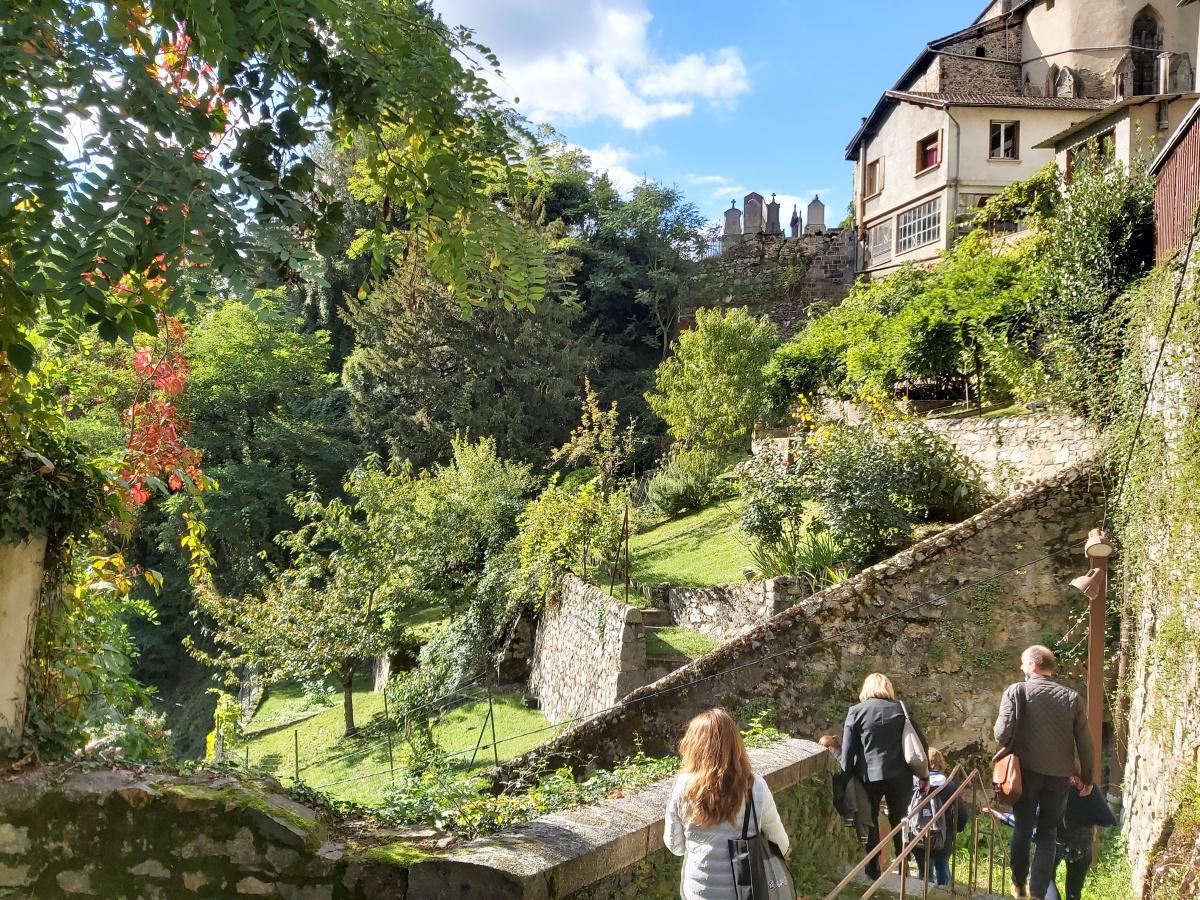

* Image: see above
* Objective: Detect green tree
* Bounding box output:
[344,263,593,469]
[2,0,546,446]
[193,480,417,737]
[646,307,779,450]
[550,377,637,498]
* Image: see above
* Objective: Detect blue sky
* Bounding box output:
[435,0,985,224]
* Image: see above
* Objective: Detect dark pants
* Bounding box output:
[1044,855,1090,900]
[1010,770,1070,898]
[863,774,915,878]
[917,842,952,886]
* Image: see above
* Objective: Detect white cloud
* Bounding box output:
[637,48,749,105]
[434,0,749,131]
[578,143,644,194]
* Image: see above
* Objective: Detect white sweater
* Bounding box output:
[664,772,791,900]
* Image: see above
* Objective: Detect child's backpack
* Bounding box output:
[904,786,947,851]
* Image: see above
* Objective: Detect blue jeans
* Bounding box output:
[1010,771,1071,898]
[917,843,952,886]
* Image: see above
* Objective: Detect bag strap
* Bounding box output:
[740,785,760,839]
[1010,682,1026,750]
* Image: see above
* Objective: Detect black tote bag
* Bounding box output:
[728,788,795,900]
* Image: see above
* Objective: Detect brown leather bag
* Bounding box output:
[992,683,1026,807]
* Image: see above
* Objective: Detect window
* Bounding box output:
[865,158,884,197]
[975,45,987,58]
[1132,10,1163,96]
[989,121,1019,159]
[916,132,941,173]
[867,220,893,264]
[897,197,941,253]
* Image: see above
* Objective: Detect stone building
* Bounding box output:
[847,0,1200,278]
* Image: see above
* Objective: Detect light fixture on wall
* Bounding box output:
[1071,529,1114,601]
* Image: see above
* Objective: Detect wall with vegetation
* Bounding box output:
[697,231,856,338]
[922,412,1100,493]
[407,739,857,900]
[1117,245,1200,896]
[0,766,412,899]
[529,576,648,726]
[499,465,1100,775]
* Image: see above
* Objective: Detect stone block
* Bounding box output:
[0,863,31,888]
[0,824,30,855]
[237,876,276,895]
[56,868,95,894]
[129,859,171,879]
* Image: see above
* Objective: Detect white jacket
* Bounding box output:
[664,772,791,900]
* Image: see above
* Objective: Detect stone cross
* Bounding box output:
[789,205,801,238]
[805,195,826,235]
[765,193,782,235]
[744,192,764,236]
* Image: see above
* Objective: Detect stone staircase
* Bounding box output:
[843,868,1010,899]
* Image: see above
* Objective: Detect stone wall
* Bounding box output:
[935,20,1022,95]
[1119,250,1200,895]
[529,576,648,726]
[499,465,1101,776]
[0,767,410,899]
[668,577,807,643]
[922,412,1100,493]
[411,739,857,900]
[695,230,856,337]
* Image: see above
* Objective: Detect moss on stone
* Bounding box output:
[163,782,321,848]
[352,841,433,869]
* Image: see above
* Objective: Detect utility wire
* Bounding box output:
[312,538,1082,791]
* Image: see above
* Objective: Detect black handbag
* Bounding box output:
[728,787,795,900]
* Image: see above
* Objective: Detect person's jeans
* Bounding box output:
[863,774,915,878]
[917,843,952,886]
[1010,770,1071,898]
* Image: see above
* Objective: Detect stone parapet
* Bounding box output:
[668,577,806,643]
[409,739,855,900]
[498,464,1101,778]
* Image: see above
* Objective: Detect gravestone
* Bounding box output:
[789,204,801,238]
[744,192,764,236]
[721,200,743,252]
[765,193,782,235]
[806,195,826,235]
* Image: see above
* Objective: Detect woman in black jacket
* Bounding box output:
[840,673,929,877]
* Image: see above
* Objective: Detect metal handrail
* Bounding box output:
[824,767,1008,900]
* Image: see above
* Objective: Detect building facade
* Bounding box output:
[848,0,1200,277]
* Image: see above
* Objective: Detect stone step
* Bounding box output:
[842,867,1010,900]
[639,608,671,627]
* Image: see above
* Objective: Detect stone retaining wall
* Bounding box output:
[668,577,806,642]
[529,576,647,726]
[695,231,855,338]
[499,464,1101,776]
[922,412,1100,493]
[0,767,408,899]
[410,739,856,900]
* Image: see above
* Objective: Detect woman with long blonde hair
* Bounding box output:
[665,708,790,899]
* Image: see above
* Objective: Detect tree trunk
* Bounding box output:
[341,665,357,737]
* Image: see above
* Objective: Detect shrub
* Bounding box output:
[645,448,729,517]
[748,525,850,588]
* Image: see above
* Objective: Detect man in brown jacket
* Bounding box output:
[994,645,1096,900]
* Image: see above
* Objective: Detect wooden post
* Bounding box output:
[293,729,300,783]
[1086,559,1108,788]
[487,684,500,769]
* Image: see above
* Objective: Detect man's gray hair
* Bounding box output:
[1023,644,1057,672]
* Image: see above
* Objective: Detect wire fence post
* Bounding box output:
[293,729,299,784]
[244,745,249,771]
[468,702,492,768]
[386,730,396,786]
[622,503,631,604]
[487,684,500,769]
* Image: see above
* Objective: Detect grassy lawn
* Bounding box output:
[236,678,550,807]
[645,626,720,659]
[629,498,754,588]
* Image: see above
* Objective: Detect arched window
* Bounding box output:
[1132,8,1164,95]
[1046,64,1060,97]
[976,45,987,58]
